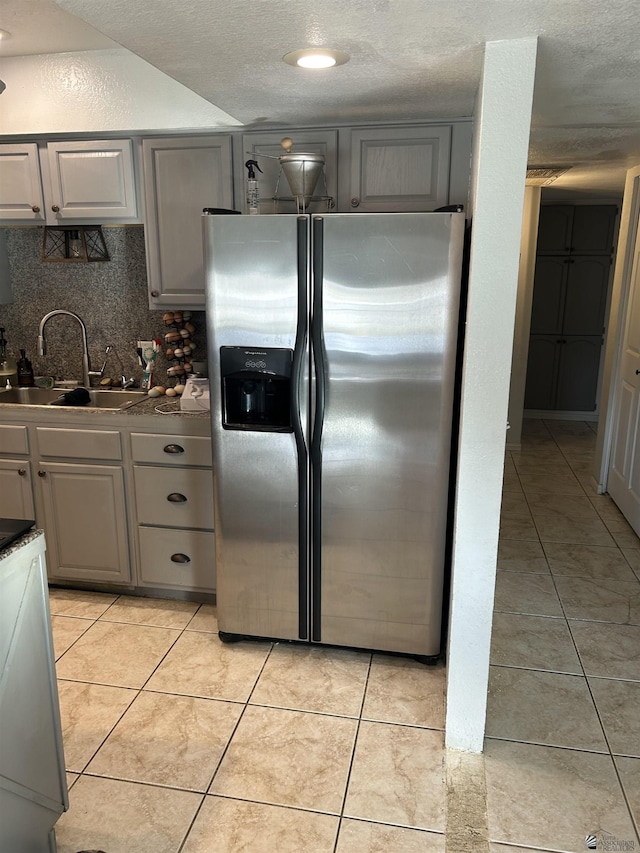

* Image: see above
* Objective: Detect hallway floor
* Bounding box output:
[49,419,640,853]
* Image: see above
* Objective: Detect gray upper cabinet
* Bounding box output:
[143,136,234,309]
[0,143,45,222]
[344,125,452,212]
[240,130,338,214]
[537,204,618,255]
[45,140,139,223]
[0,139,139,225]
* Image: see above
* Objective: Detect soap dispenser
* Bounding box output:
[17,348,35,387]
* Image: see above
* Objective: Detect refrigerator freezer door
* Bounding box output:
[313,213,464,655]
[204,214,308,641]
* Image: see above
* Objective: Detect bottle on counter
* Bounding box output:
[17,348,35,387]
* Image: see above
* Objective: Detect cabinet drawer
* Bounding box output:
[36,427,122,460]
[0,425,29,455]
[138,526,216,591]
[134,465,214,529]
[131,433,212,467]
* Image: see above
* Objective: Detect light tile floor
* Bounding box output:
[48,419,640,852]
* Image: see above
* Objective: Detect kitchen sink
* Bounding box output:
[0,387,148,410]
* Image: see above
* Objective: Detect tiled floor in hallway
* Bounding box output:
[48,419,640,852]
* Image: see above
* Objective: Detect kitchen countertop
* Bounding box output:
[0,528,43,562]
[0,391,210,420]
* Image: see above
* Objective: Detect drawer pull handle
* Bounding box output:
[171,553,191,564]
[164,444,185,454]
[167,492,187,503]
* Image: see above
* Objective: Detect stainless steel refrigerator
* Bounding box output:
[203,211,464,657]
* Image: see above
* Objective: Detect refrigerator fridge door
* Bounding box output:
[311,213,464,655]
[204,214,310,641]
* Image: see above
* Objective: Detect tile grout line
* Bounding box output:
[332,652,373,853]
[175,639,277,853]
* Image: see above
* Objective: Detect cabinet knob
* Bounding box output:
[163,444,184,454]
[150,290,159,298]
[18,468,26,476]
[350,198,360,208]
[167,492,187,503]
[170,553,191,564]
[51,204,60,213]
[32,205,41,214]
[38,470,47,478]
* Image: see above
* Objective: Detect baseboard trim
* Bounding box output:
[524,409,598,422]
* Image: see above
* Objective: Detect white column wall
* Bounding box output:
[445,38,538,753]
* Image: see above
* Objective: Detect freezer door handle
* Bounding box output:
[293,216,309,640]
[310,215,326,642]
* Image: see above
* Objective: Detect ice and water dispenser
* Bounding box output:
[220,347,293,432]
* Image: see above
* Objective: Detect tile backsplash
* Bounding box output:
[0,226,206,387]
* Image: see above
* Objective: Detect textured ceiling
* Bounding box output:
[4,0,640,192]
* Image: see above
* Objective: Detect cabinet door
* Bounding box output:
[529,257,568,334]
[536,206,573,254]
[143,136,234,309]
[36,462,131,583]
[555,336,603,411]
[570,206,618,254]
[0,460,34,519]
[347,126,451,212]
[524,335,561,410]
[46,140,138,222]
[0,143,45,222]
[241,130,338,214]
[563,256,611,335]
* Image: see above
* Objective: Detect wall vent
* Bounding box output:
[525,167,570,186]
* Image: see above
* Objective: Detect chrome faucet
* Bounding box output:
[37,310,101,388]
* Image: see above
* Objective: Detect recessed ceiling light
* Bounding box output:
[283,49,350,69]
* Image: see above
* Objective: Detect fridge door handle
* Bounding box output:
[292,216,309,640]
[310,215,326,642]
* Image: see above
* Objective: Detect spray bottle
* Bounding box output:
[245,159,263,215]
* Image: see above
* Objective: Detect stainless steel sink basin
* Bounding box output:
[0,387,148,409]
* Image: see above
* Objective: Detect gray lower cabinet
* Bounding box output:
[0,425,35,519]
[0,413,217,593]
[37,461,131,584]
[525,334,603,411]
[0,532,68,853]
[131,432,216,593]
[0,458,34,519]
[33,426,131,584]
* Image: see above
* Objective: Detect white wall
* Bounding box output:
[0,50,241,135]
[445,37,538,753]
[507,186,542,447]
[594,166,640,492]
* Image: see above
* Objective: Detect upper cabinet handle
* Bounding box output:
[163,444,184,454]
